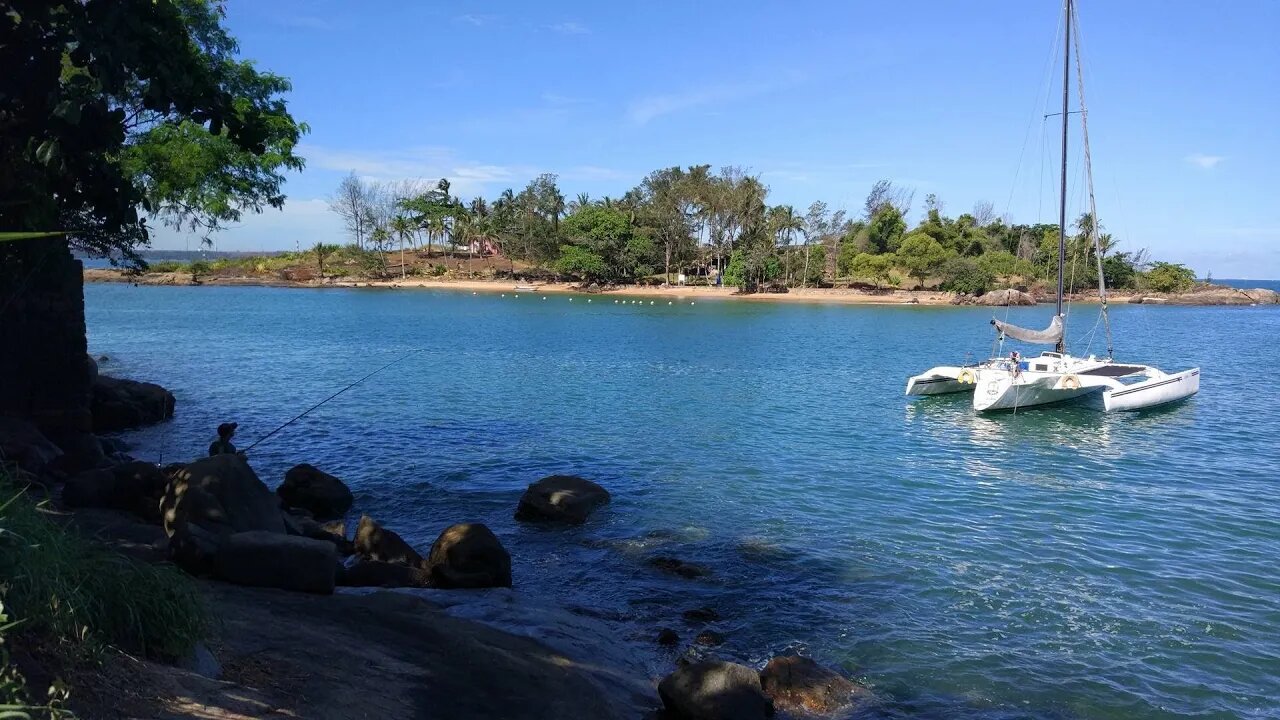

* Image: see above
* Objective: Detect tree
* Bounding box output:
[866,205,907,254]
[329,173,372,249]
[390,215,415,278]
[1144,262,1196,293]
[553,245,607,283]
[312,242,340,278]
[849,253,895,290]
[1,0,307,265]
[896,233,952,289]
[938,257,995,295]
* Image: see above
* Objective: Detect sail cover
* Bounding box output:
[991,315,1063,345]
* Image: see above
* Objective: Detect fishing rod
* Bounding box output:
[242,348,422,452]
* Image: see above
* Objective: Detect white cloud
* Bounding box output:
[297,144,536,196]
[1185,153,1224,169]
[626,72,807,126]
[147,198,345,252]
[547,21,590,35]
[456,13,497,27]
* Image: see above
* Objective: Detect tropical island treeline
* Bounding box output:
[284,168,1194,295]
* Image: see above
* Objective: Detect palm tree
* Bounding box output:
[568,192,591,214]
[312,242,340,279]
[390,215,415,279]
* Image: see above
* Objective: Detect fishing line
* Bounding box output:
[243,348,422,452]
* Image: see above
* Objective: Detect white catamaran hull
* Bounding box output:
[960,355,1201,412]
[904,366,977,396]
[1102,368,1200,412]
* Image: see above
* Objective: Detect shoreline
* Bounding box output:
[84,268,1280,307]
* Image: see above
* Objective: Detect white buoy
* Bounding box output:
[587,299,592,303]
[613,300,618,303]
[650,301,655,305]
[472,291,477,295]
[668,301,672,305]
[501,293,505,297]
[515,294,519,298]
[542,296,547,300]
[690,301,695,305]
[569,298,573,301]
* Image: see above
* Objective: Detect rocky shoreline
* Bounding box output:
[83,267,1280,307]
[3,366,873,719]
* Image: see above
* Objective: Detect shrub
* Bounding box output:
[1144,262,1196,293]
[145,260,184,274]
[938,256,995,295]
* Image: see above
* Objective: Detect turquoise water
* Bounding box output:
[84,284,1279,719]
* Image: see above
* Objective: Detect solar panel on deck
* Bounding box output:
[1081,365,1146,377]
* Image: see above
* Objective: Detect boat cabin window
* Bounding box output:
[1041,352,1062,359]
[1035,364,1049,371]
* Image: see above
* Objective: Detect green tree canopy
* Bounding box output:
[896,233,952,289]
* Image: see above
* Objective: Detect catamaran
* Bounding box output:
[905,0,1200,413]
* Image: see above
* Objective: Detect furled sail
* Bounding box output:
[991,315,1063,345]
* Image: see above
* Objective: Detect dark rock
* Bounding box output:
[283,511,354,556]
[0,417,63,478]
[353,515,423,566]
[214,530,337,594]
[694,630,725,647]
[759,655,867,716]
[90,375,175,433]
[426,523,512,589]
[110,461,169,522]
[62,467,115,508]
[649,556,711,579]
[161,454,286,572]
[278,463,353,521]
[340,559,432,588]
[99,437,130,455]
[514,474,611,524]
[682,607,720,623]
[657,628,680,646]
[658,660,773,720]
[47,430,106,474]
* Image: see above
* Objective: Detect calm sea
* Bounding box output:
[84,284,1280,720]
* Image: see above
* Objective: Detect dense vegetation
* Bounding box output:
[325,169,1196,295]
[0,471,205,716]
[1,0,305,263]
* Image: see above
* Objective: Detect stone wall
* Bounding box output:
[0,237,94,434]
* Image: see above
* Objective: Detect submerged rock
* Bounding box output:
[693,630,725,647]
[658,660,773,720]
[426,523,512,589]
[161,454,286,571]
[648,556,712,579]
[278,463,353,521]
[514,474,611,524]
[214,530,337,594]
[657,628,680,646]
[758,655,868,716]
[353,515,423,566]
[682,607,721,623]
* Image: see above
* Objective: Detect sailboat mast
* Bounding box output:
[1055,0,1071,354]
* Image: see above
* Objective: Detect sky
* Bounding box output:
[152,0,1280,279]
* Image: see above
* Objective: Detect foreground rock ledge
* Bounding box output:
[658,660,774,720]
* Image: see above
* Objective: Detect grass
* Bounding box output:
[0,468,207,716]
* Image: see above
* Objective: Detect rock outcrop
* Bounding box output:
[0,417,63,478]
[514,474,611,524]
[160,454,286,570]
[214,531,337,594]
[63,460,169,522]
[282,511,354,555]
[974,289,1037,306]
[90,375,175,433]
[758,656,866,716]
[426,523,512,589]
[278,463,353,521]
[649,556,712,579]
[340,559,432,588]
[658,660,773,720]
[353,515,423,566]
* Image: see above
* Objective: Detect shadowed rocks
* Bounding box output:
[353,514,423,565]
[514,474,610,524]
[759,655,869,716]
[160,454,286,572]
[278,463,353,521]
[427,522,512,589]
[214,531,337,594]
[90,375,175,433]
[658,660,773,720]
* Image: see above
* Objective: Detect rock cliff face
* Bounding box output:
[0,238,93,434]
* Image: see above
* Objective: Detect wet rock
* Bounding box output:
[974,289,1036,306]
[353,515,423,566]
[649,556,711,579]
[514,474,611,524]
[278,463,353,521]
[90,375,175,432]
[682,607,720,623]
[759,655,867,716]
[46,430,106,474]
[0,417,62,478]
[283,511,355,555]
[658,660,773,720]
[161,454,286,572]
[340,559,432,588]
[214,531,337,594]
[694,630,725,647]
[657,628,680,646]
[426,523,512,589]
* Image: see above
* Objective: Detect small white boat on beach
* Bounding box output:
[905,0,1200,414]
[514,284,539,292]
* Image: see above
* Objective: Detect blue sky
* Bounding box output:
[154,0,1280,279]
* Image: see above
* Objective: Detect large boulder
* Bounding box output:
[339,559,432,588]
[65,460,170,523]
[514,474,611,524]
[425,523,512,589]
[282,511,354,556]
[975,289,1036,306]
[353,515,423,566]
[213,531,337,594]
[161,454,286,571]
[90,375,175,433]
[0,417,63,478]
[658,661,773,720]
[278,463,353,521]
[45,430,107,475]
[758,656,867,716]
